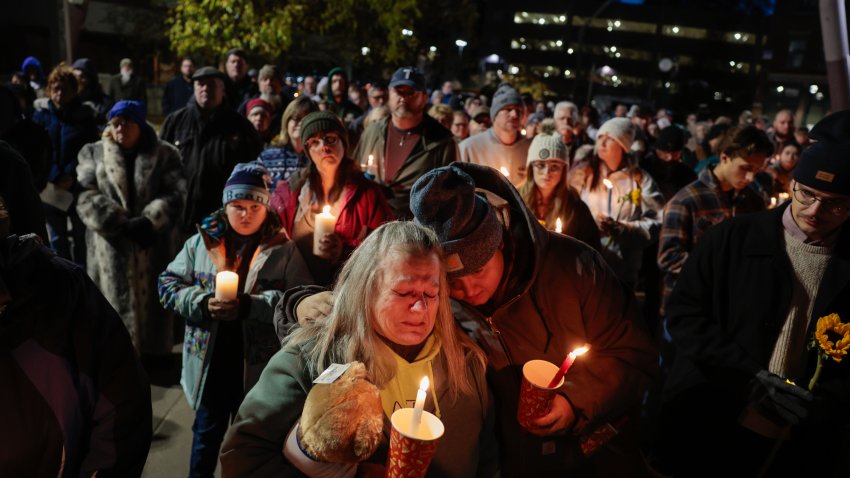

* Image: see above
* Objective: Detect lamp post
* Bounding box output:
[455,39,468,57]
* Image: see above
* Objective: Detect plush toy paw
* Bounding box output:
[299,362,384,463]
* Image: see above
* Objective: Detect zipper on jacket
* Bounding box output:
[482,314,517,367]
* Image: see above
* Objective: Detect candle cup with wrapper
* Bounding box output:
[385,408,444,478]
[517,359,563,431]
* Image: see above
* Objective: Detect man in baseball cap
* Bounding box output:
[351,66,457,218]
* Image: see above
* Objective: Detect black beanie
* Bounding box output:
[793,110,850,195]
[655,126,685,152]
[299,111,349,155]
[410,165,504,278]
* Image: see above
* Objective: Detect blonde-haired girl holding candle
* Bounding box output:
[158,161,313,478]
[271,111,394,286]
[221,221,498,478]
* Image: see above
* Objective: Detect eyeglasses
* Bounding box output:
[532,162,565,173]
[305,133,340,150]
[793,186,850,216]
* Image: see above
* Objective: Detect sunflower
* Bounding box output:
[815,313,850,363]
[628,188,641,206]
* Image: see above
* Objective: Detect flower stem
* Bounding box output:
[808,353,824,391]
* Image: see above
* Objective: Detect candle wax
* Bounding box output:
[215,271,239,300]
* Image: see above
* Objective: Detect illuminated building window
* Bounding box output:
[571,16,656,33]
[514,12,569,25]
[511,38,573,52]
[530,65,561,78]
[724,31,756,45]
[662,25,707,39]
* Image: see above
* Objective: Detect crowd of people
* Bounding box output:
[1,49,849,478]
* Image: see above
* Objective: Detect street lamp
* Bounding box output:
[455,39,468,56]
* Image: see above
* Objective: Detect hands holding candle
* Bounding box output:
[210,271,240,321]
[313,205,342,261]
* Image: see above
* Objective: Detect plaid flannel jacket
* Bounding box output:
[657,167,766,311]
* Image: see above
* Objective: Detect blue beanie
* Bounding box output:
[108,100,147,127]
[222,161,271,206]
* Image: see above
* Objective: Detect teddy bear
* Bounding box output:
[297,361,384,464]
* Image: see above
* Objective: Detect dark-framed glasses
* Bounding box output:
[305,133,340,150]
[793,186,850,216]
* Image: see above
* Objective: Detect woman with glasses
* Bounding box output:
[258,95,319,193]
[271,111,394,285]
[518,132,600,250]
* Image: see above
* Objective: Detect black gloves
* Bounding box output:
[122,216,155,248]
[751,370,813,426]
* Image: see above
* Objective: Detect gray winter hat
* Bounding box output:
[411,165,504,278]
[596,117,635,153]
[490,83,522,116]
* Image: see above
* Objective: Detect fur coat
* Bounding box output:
[76,126,186,353]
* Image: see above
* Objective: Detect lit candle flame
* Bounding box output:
[322,205,331,214]
[521,128,527,136]
[368,154,374,166]
[555,217,563,233]
[419,376,429,391]
[569,345,590,358]
[602,178,614,190]
[500,166,510,177]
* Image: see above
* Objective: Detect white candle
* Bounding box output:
[366,154,377,176]
[602,179,614,217]
[500,166,510,178]
[313,205,337,256]
[411,376,429,430]
[555,217,563,234]
[215,271,239,300]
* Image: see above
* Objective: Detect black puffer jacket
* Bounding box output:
[160,98,262,233]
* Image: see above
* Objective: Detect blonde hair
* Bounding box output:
[284,221,484,398]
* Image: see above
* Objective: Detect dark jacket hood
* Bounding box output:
[449,162,546,309]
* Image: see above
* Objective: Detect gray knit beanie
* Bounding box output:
[596,117,635,153]
[490,83,522,116]
[527,133,568,168]
[410,165,504,278]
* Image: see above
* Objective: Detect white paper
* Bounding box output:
[313,363,352,384]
